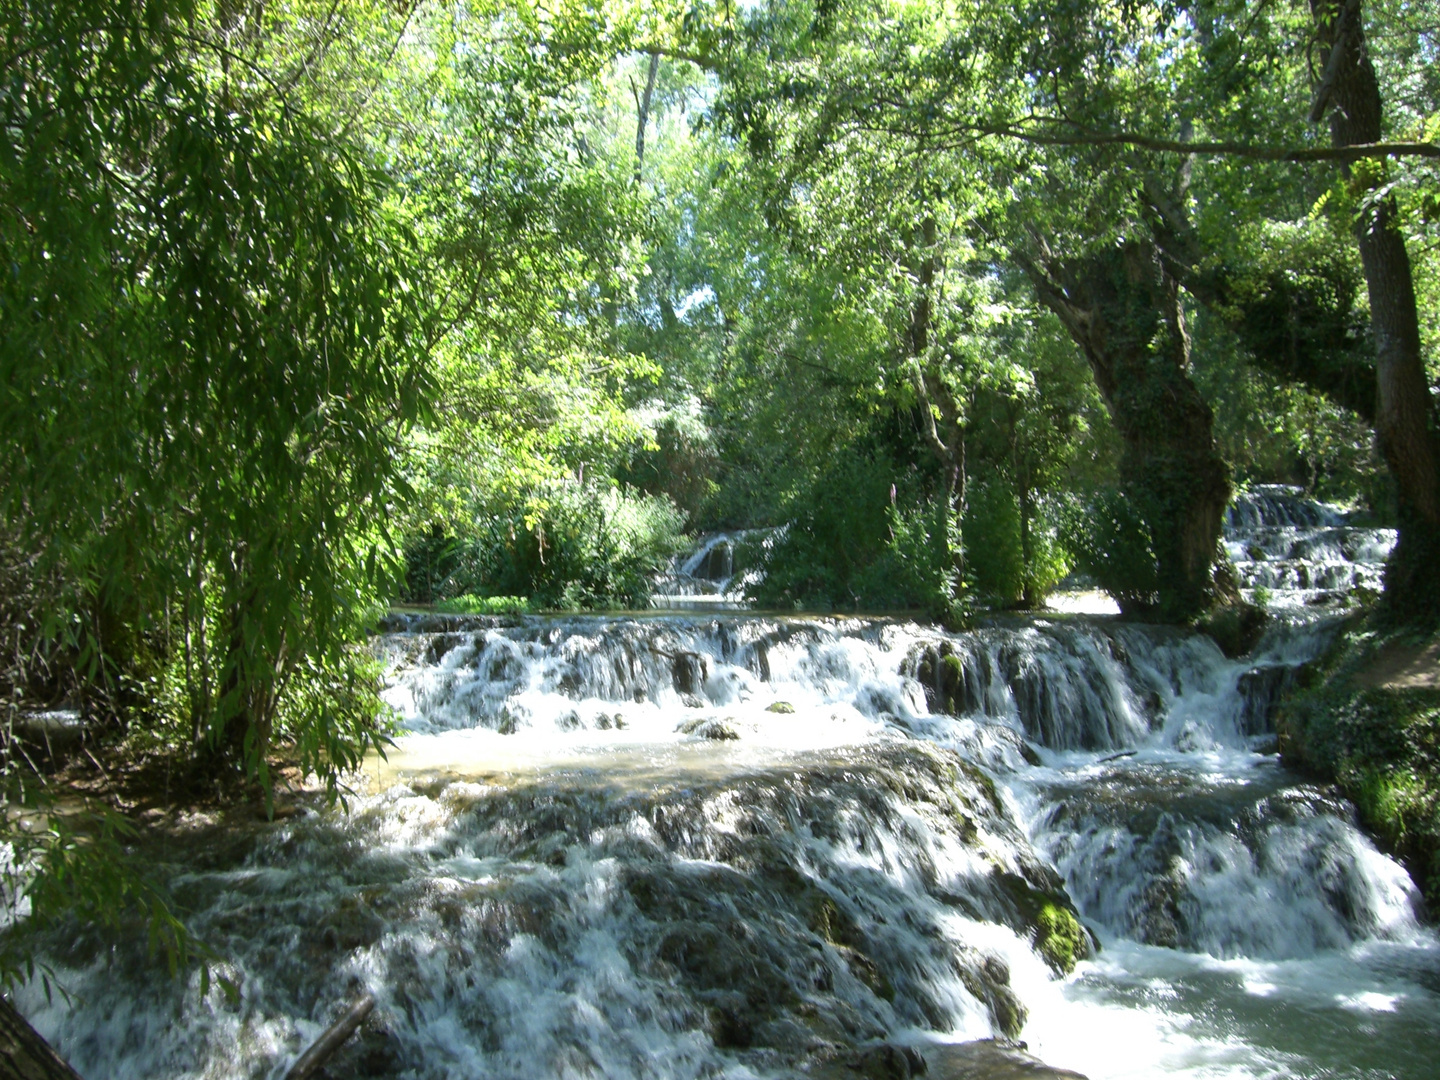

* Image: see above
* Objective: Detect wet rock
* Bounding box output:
[495,706,524,734]
[767,701,796,714]
[845,1043,929,1079]
[678,717,740,740]
[1197,603,1269,659]
[994,872,1094,974]
[1236,663,1302,736]
[926,1039,1088,1079]
[812,1040,1087,1080]
[422,632,468,665]
[940,655,965,714]
[913,646,941,711]
[673,651,709,695]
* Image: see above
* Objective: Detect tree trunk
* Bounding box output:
[907,213,968,604]
[1020,239,1234,621]
[1018,469,1037,609]
[0,996,85,1080]
[1311,0,1440,622]
[633,53,660,184]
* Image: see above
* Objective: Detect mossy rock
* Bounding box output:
[1196,603,1269,659]
[995,872,1094,975]
[1035,901,1089,974]
[766,701,796,714]
[940,654,965,714]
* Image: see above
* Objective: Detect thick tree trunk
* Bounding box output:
[1021,239,1234,621]
[1312,0,1440,621]
[0,996,85,1080]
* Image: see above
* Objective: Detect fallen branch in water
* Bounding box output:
[284,994,375,1080]
[1097,750,1137,763]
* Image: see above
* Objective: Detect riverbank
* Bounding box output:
[1279,614,1440,910]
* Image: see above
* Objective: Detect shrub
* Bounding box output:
[434,595,535,615]
[407,483,685,610]
[744,448,954,615]
[1057,489,1161,612]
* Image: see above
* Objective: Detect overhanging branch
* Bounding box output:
[857,115,1440,162]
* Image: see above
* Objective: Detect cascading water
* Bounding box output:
[649,532,759,610]
[15,494,1438,1079]
[1224,485,1395,608]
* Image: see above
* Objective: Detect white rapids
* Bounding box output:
[14,493,1438,1080]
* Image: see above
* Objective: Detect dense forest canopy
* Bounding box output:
[0,0,1437,980]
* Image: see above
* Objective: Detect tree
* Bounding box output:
[0,0,428,788]
[1308,0,1440,620]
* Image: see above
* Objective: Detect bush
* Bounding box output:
[1279,619,1440,908]
[434,595,535,615]
[744,448,953,614]
[406,483,685,610]
[1056,489,1161,612]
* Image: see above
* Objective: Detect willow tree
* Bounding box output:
[0,0,429,788]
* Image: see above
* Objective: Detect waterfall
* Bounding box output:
[15,491,1438,1080]
[1224,485,1395,608]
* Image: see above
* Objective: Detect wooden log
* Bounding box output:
[283,994,375,1080]
[0,995,85,1080]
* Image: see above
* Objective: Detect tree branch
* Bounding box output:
[855,114,1440,161]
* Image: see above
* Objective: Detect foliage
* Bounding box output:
[407,483,685,611]
[1,0,1437,996]
[743,446,954,614]
[1278,619,1440,908]
[434,596,537,616]
[1056,490,1162,613]
[0,0,427,788]
[964,481,1070,608]
[0,805,206,995]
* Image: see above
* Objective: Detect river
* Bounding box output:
[16,488,1439,1079]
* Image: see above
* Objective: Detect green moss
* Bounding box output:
[434,594,535,615]
[940,654,965,714]
[995,871,1093,975]
[1036,902,1088,974]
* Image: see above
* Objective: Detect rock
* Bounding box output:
[809,1040,1087,1080]
[1197,603,1269,659]
[846,1043,928,1079]
[767,701,796,714]
[678,718,740,740]
[927,1039,1088,1079]
[940,655,965,714]
[994,872,1094,974]
[673,651,709,695]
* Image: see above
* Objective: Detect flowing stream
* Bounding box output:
[17,490,1438,1079]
